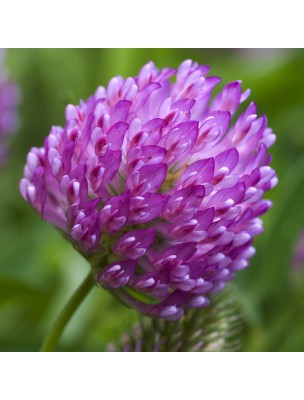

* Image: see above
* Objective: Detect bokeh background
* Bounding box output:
[1,48,304,351]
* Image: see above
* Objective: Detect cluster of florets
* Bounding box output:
[20,60,277,320]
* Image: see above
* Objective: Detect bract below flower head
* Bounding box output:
[20,60,277,320]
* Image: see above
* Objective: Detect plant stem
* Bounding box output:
[40,271,95,352]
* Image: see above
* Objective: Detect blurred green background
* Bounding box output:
[1,48,304,351]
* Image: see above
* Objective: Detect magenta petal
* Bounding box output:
[143,117,167,132]
[162,121,198,160]
[195,207,215,231]
[198,111,231,144]
[153,242,197,268]
[97,260,137,289]
[114,227,155,259]
[214,148,239,172]
[211,81,242,115]
[131,271,170,298]
[66,197,100,223]
[61,141,75,175]
[133,82,161,112]
[107,122,129,150]
[163,185,205,222]
[252,200,272,217]
[100,191,130,233]
[127,163,167,195]
[171,98,196,113]
[91,150,122,194]
[68,165,88,202]
[175,158,215,189]
[208,182,246,208]
[126,145,167,174]
[129,193,168,223]
[67,198,101,252]
[137,62,157,88]
[31,167,47,214]
[109,100,131,125]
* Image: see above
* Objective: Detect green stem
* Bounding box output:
[40,272,95,352]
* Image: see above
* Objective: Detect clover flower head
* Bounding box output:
[20,60,277,320]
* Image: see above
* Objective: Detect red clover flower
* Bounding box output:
[20,60,277,320]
